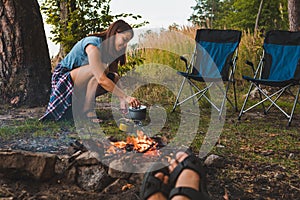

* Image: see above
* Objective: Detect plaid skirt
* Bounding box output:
[40,64,73,121]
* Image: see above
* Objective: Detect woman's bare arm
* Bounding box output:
[86,44,140,107]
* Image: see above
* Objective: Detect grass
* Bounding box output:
[0,119,75,140]
[0,26,299,198]
[0,84,299,199]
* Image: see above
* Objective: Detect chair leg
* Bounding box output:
[288,86,300,126]
[238,82,254,120]
[215,81,234,112]
[233,80,238,112]
[189,82,196,105]
[257,84,267,114]
[219,81,231,118]
[172,77,188,112]
[265,88,286,113]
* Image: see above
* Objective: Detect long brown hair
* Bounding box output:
[89,20,133,72]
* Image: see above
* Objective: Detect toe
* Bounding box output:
[154,172,164,180]
[175,151,189,162]
[169,151,189,173]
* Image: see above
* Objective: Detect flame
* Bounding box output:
[108,130,158,154]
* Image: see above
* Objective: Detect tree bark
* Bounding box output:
[0,0,51,107]
[57,0,76,60]
[254,0,264,36]
[288,0,300,31]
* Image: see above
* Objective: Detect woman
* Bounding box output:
[40,20,140,122]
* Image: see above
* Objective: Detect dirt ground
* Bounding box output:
[0,105,300,200]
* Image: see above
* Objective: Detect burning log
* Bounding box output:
[107,130,162,156]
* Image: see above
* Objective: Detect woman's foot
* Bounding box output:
[147,172,169,200]
[141,151,210,200]
[140,163,171,200]
[168,151,210,200]
[86,111,103,123]
[169,152,200,200]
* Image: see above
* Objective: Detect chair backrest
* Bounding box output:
[262,30,300,81]
[193,29,242,80]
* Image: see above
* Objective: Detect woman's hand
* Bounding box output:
[125,96,141,108]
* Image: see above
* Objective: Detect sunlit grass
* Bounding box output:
[0,119,75,139]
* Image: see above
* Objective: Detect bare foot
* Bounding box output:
[86,111,103,123]
[169,152,201,200]
[147,172,169,200]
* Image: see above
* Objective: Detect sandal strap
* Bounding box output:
[142,175,171,199]
[169,154,210,199]
[140,163,171,200]
[169,187,208,200]
[169,156,205,187]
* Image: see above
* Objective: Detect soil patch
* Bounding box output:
[0,104,300,199]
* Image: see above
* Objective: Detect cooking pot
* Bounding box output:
[128,105,147,120]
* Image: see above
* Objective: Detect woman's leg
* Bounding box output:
[94,72,127,112]
[95,72,118,97]
[112,73,128,110]
[70,65,98,115]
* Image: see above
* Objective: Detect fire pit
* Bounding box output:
[106,130,164,156]
[73,126,174,173]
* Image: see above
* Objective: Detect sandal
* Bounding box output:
[169,151,210,200]
[140,163,171,200]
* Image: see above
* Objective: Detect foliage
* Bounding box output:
[189,0,289,32]
[188,0,224,28]
[227,0,288,31]
[132,26,264,82]
[118,49,145,76]
[235,29,264,81]
[40,0,148,53]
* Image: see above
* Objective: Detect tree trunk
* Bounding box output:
[254,0,264,36]
[57,0,76,60]
[288,0,300,31]
[0,0,51,107]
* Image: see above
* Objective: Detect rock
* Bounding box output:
[76,165,114,191]
[65,166,77,183]
[108,159,132,179]
[288,153,295,159]
[0,150,57,180]
[75,151,101,166]
[204,154,224,168]
[55,155,70,174]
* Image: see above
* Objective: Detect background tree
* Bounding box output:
[41,0,148,58]
[254,0,264,35]
[189,0,288,32]
[288,0,300,31]
[188,0,223,28]
[0,0,51,107]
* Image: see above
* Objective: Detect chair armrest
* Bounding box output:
[246,60,255,75]
[180,55,188,70]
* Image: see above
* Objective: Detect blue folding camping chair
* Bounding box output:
[172,29,242,118]
[238,30,300,126]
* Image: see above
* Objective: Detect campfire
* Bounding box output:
[106,130,161,156]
